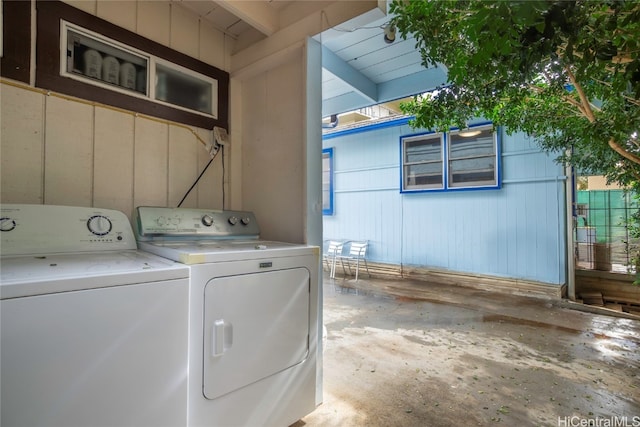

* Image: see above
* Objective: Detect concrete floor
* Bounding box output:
[294,276,640,427]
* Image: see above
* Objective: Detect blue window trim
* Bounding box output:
[322,147,334,215]
[399,122,502,193]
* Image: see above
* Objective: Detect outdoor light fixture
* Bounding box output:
[458,128,482,137]
[383,23,396,44]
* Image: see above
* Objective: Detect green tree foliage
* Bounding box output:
[391,0,640,281]
[390,0,640,189]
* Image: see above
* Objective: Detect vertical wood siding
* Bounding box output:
[43,96,94,206]
[323,124,567,286]
[1,0,228,220]
[0,86,45,203]
[241,56,305,244]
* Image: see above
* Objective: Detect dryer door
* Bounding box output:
[203,268,310,399]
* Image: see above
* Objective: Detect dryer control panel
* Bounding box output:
[135,207,260,240]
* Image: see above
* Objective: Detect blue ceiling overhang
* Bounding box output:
[319,5,449,117]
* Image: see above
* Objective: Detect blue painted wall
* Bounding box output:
[323,119,567,286]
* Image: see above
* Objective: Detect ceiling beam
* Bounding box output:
[215,0,279,36]
[322,45,377,104]
[377,67,448,101]
[232,1,379,78]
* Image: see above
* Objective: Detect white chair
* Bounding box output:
[339,241,370,280]
[323,240,345,279]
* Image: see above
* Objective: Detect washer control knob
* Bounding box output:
[87,215,112,236]
[0,217,16,232]
[156,216,167,226]
[241,217,251,226]
[228,216,238,225]
[202,215,214,227]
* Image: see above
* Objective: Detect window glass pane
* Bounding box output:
[65,26,148,94]
[156,63,213,115]
[449,157,496,186]
[322,156,330,210]
[322,149,333,214]
[402,134,443,190]
[405,137,441,163]
[404,163,443,188]
[448,127,496,188]
[449,132,494,159]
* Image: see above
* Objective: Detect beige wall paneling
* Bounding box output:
[195,128,220,209]
[241,75,265,215]
[242,54,304,243]
[96,0,136,32]
[43,96,94,207]
[137,1,171,47]
[0,85,45,204]
[169,3,199,60]
[228,78,243,211]
[93,108,134,216]
[133,117,169,209]
[168,125,199,208]
[199,22,227,71]
[62,0,97,15]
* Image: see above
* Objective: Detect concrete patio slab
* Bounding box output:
[294,276,640,427]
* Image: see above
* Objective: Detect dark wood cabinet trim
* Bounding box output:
[35,0,229,130]
[1,0,32,83]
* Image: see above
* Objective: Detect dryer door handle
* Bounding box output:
[212,319,231,357]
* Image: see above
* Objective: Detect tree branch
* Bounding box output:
[608,138,640,166]
[565,66,640,167]
[565,66,597,123]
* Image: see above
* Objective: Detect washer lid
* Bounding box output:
[0,250,189,299]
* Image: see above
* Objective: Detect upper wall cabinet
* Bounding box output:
[62,22,218,119]
[34,1,229,130]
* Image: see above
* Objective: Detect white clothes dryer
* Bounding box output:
[134,206,321,427]
[0,204,190,427]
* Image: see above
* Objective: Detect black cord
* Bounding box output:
[221,145,226,209]
[177,156,215,208]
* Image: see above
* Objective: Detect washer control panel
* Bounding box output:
[135,207,260,240]
[0,204,136,256]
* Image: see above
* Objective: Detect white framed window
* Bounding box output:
[60,21,218,118]
[401,124,500,192]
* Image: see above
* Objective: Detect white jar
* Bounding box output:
[102,56,120,85]
[83,49,102,79]
[120,62,136,89]
[136,69,147,93]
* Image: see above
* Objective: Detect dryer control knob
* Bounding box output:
[87,215,112,236]
[228,216,238,225]
[0,217,16,232]
[241,217,251,226]
[202,215,214,227]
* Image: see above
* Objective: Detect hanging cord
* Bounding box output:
[221,145,226,209]
[177,151,218,208]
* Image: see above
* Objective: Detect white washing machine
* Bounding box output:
[0,204,190,427]
[134,206,321,427]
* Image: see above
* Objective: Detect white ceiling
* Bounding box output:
[173,0,447,118]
